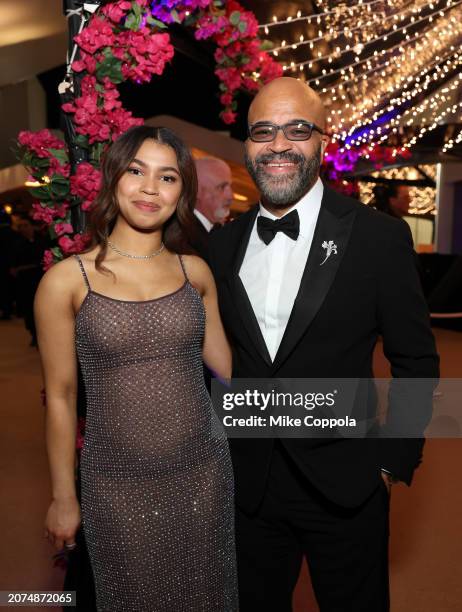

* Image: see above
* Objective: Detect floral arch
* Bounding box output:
[17,0,282,267]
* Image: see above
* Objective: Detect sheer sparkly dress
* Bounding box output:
[74,255,238,612]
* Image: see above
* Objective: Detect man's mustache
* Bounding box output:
[255,152,306,166]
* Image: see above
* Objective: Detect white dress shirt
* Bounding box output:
[194,209,214,232]
[239,178,324,361]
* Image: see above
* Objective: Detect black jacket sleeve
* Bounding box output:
[376,220,439,484]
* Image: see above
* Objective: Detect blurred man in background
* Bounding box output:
[191,157,233,258]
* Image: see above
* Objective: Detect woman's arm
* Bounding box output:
[34,260,81,550]
[184,255,232,382]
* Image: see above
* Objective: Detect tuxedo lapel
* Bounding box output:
[227,207,273,366]
[271,187,357,372]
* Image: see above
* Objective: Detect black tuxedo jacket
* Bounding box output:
[188,215,210,261]
[208,185,439,512]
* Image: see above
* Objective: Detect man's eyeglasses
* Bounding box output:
[248,121,325,143]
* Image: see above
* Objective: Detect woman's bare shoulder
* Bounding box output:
[38,255,84,297]
[181,253,213,277]
[180,254,215,294]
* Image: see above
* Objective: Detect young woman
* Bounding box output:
[35,126,238,611]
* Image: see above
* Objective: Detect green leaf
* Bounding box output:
[50,178,70,199]
[29,187,49,200]
[146,15,167,29]
[52,174,68,185]
[74,135,89,149]
[240,54,250,65]
[91,143,105,164]
[34,158,50,170]
[49,226,57,240]
[229,11,241,26]
[171,9,181,24]
[96,57,124,84]
[260,39,274,51]
[131,1,141,17]
[51,247,63,259]
[21,151,34,167]
[238,21,247,33]
[124,13,141,31]
[47,148,69,165]
[183,14,196,27]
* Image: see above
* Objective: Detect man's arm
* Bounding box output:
[376,219,439,484]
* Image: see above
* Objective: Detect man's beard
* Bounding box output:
[213,206,230,223]
[245,144,321,208]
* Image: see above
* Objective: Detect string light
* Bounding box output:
[401,99,462,149]
[259,0,391,29]
[317,18,460,100]
[344,72,462,148]
[270,0,431,55]
[262,0,461,153]
[324,19,459,133]
[332,52,462,143]
[284,0,461,76]
[320,10,461,142]
[442,127,462,152]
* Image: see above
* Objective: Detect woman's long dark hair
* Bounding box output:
[84,125,198,272]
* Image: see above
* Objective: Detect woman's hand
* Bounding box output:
[44,496,81,551]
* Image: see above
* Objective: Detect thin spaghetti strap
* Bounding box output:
[178,255,189,283]
[74,254,91,290]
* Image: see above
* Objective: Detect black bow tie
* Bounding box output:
[257,210,300,245]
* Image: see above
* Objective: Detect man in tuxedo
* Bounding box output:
[208,77,439,611]
[190,157,233,258]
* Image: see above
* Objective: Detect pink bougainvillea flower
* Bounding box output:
[42,249,56,271]
[101,0,131,23]
[18,129,66,158]
[221,110,238,124]
[54,222,74,237]
[48,158,70,177]
[58,233,90,255]
[70,162,101,198]
[32,202,69,225]
[70,162,101,210]
[72,53,97,75]
[118,31,174,83]
[215,67,242,92]
[220,92,233,106]
[259,55,284,83]
[195,14,228,40]
[74,17,115,54]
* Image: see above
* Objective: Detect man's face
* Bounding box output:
[245,96,328,209]
[198,164,233,223]
[390,186,411,216]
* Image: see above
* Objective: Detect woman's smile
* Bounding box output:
[132,200,161,213]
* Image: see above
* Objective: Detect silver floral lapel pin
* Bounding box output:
[320,240,338,265]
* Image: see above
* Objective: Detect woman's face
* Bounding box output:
[115,139,183,231]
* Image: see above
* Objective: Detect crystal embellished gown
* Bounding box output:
[74,255,238,612]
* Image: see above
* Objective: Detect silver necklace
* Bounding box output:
[107,240,165,260]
